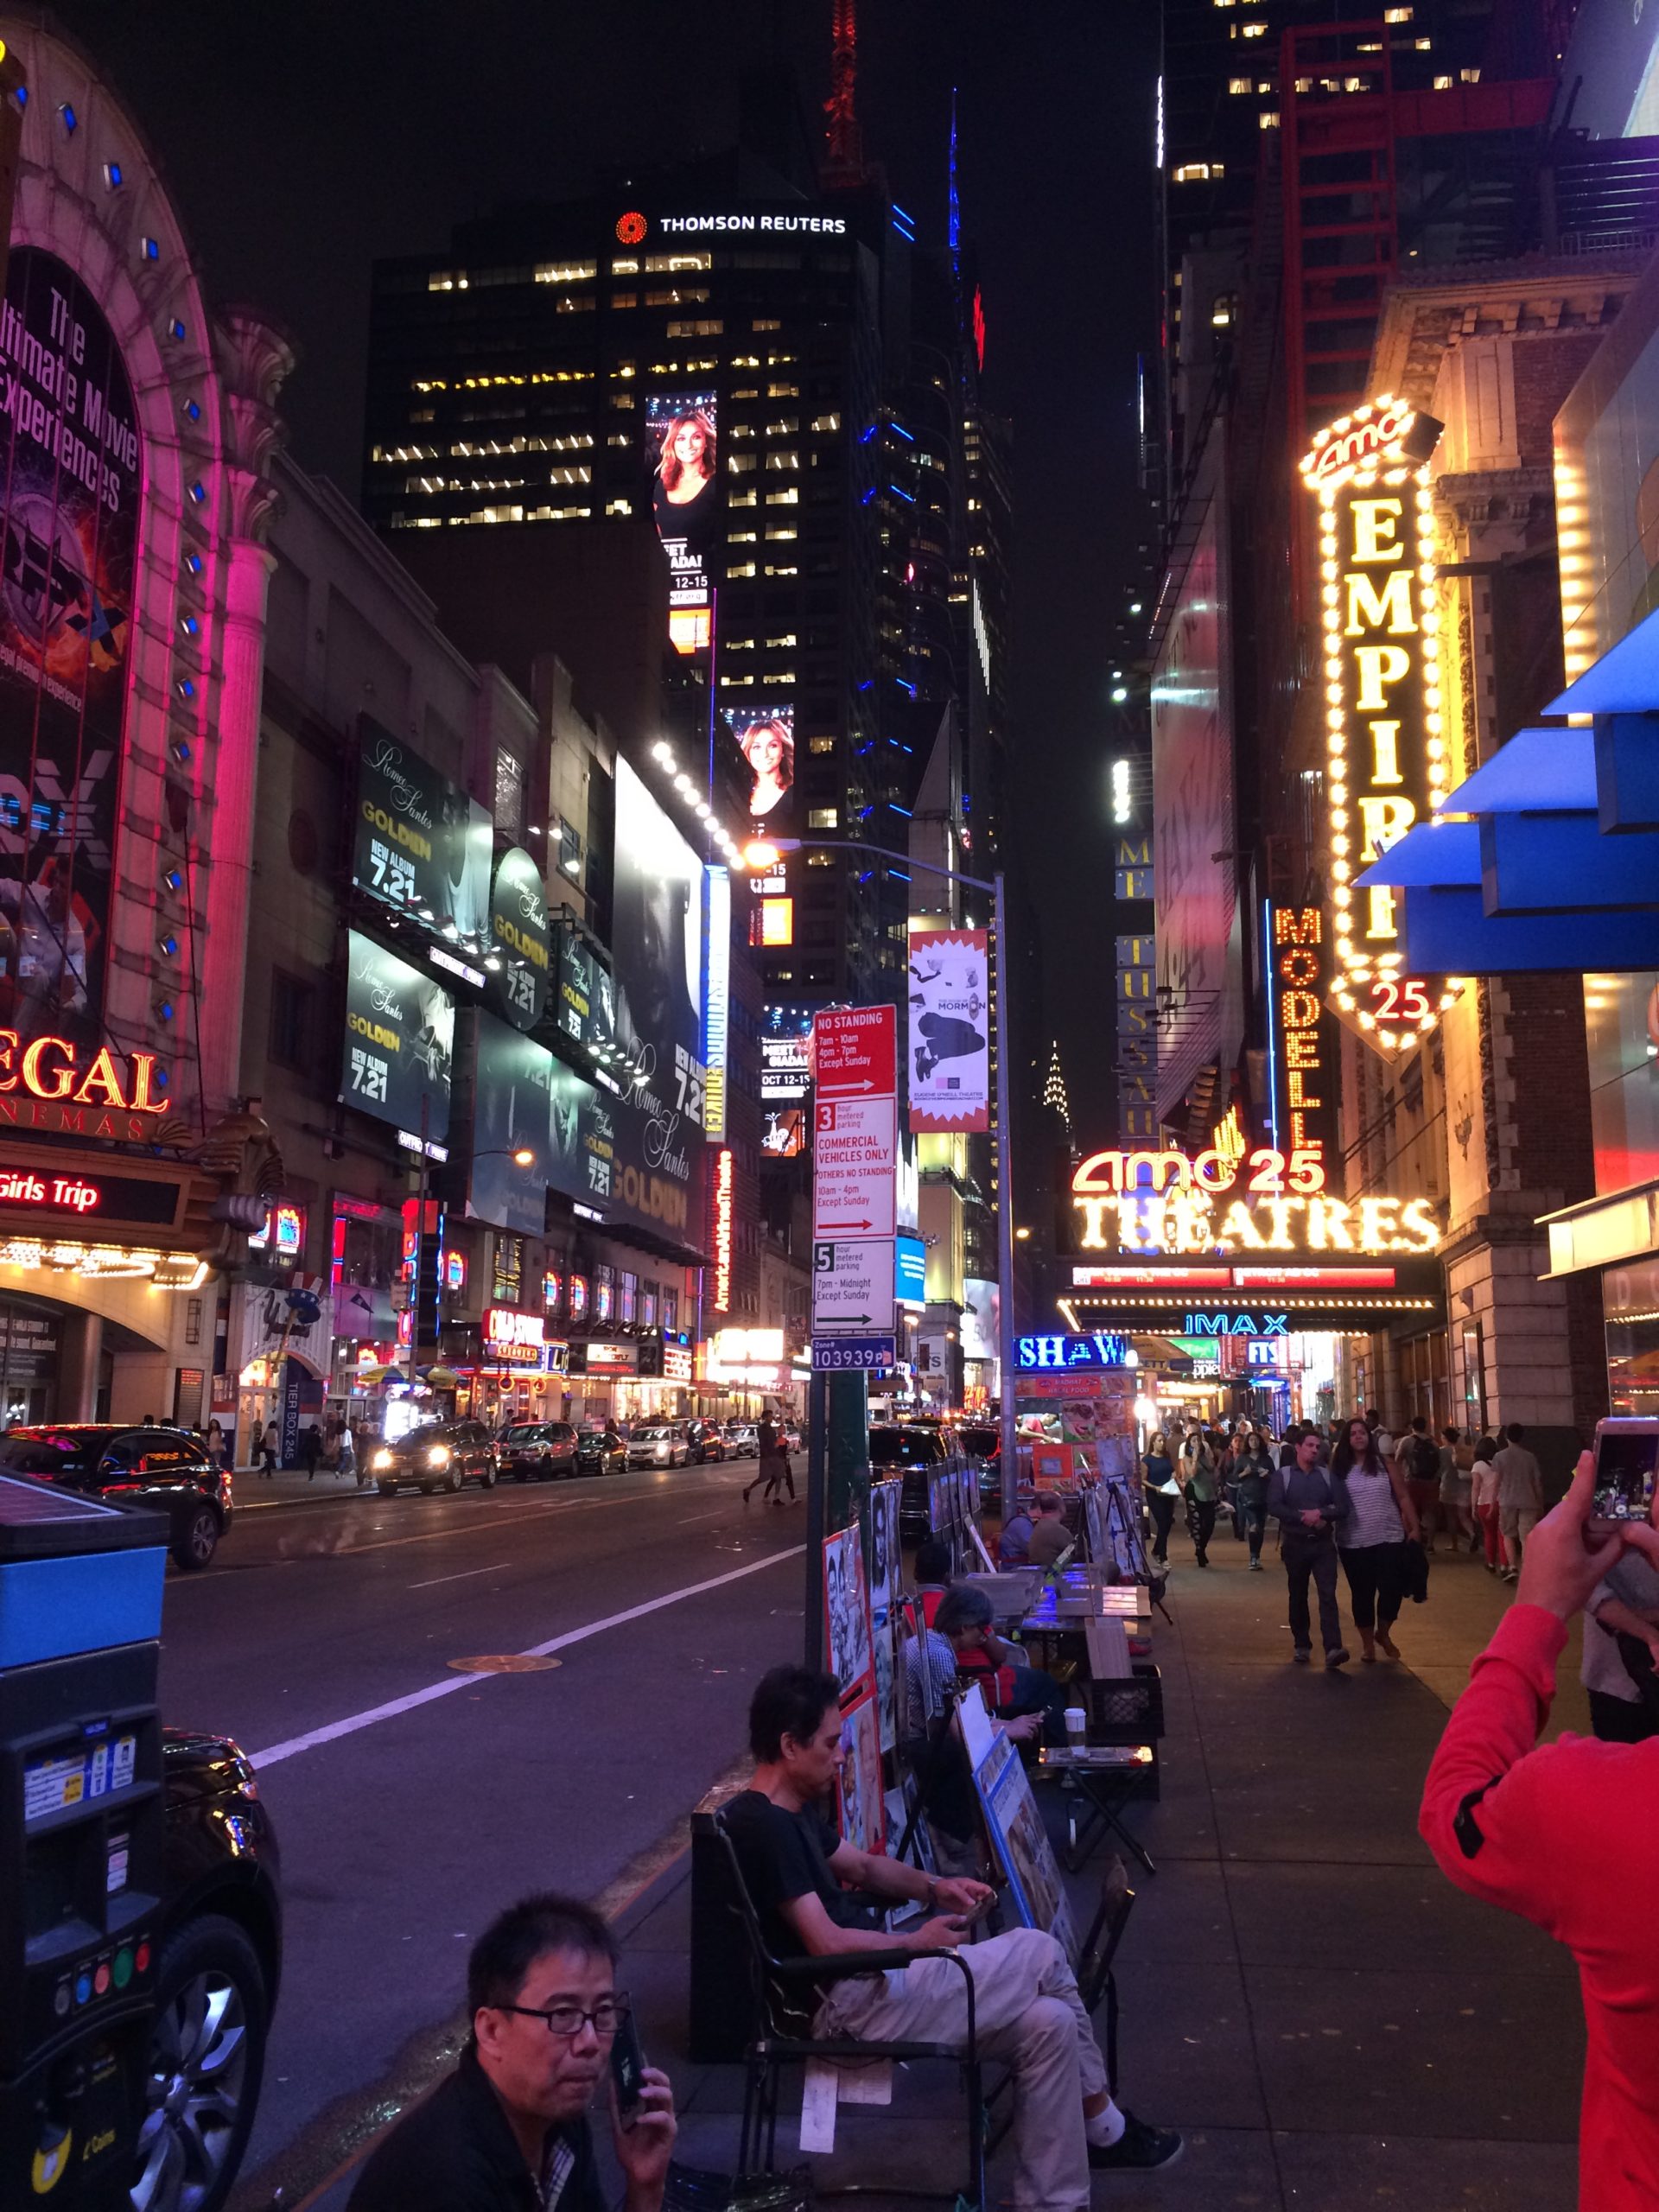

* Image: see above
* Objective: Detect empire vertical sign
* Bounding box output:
[1115,833,1154,1141]
[1300,396,1459,1052]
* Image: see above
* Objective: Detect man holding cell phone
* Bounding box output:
[348,1892,676,2212]
[1421,1448,1659,2210]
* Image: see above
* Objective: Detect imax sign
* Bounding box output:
[1184,1312,1288,1337]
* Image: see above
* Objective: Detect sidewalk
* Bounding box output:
[290,1535,1587,2212]
[234,1465,372,1508]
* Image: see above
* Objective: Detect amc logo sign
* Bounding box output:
[1305,400,1414,483]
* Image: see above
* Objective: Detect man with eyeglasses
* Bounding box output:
[348,1892,676,2211]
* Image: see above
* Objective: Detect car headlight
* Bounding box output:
[426,1445,451,1467]
[370,1448,393,1471]
[655,1442,669,1459]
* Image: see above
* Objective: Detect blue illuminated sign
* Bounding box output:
[895,1233,926,1308]
[1014,1332,1131,1372]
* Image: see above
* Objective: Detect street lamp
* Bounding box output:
[744,835,1021,1529]
[406,1145,537,1392]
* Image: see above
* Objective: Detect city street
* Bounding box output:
[162,1465,803,2201]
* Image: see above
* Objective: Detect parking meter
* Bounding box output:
[0,1473,168,2208]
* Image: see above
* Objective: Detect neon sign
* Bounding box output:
[1269,906,1337,1183]
[484,1307,545,1366]
[1014,1332,1131,1371]
[1069,1150,1439,1258]
[0,1035,164,1113]
[1300,396,1459,1050]
[712,1147,734,1313]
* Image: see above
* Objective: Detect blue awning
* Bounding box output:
[1400,887,1659,972]
[1355,819,1480,888]
[1547,603,1659,715]
[1439,726,1597,814]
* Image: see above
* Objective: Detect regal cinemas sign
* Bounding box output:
[0,1033,167,1141]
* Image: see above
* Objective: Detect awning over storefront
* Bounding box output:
[1538,1175,1659,1278]
[1062,1255,1444,1338]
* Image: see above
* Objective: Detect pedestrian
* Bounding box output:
[261,1418,279,1478]
[1232,1423,1275,1571]
[1142,1431,1179,1565]
[1471,1433,1503,1571]
[745,1411,793,1504]
[301,1421,323,1481]
[1179,1425,1220,1567]
[1581,1548,1659,1743]
[1494,1420,1545,1582]
[340,1422,360,1486]
[1267,1428,1351,1667]
[1396,1414,1442,1550]
[999,1492,1036,1567]
[1366,1407,1395,1465]
[1419,1454,1659,2210]
[1438,1424,1477,1551]
[1332,1414,1420,1663]
[1276,1421,1302,1471]
[205,1418,226,1473]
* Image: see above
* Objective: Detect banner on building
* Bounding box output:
[731,702,794,827]
[486,845,550,1031]
[341,929,454,1144]
[472,1014,553,1236]
[555,926,617,1057]
[353,720,493,957]
[908,927,991,1132]
[0,248,142,1059]
[228,1277,334,1382]
[646,390,718,657]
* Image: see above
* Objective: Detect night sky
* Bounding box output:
[56,0,1158,1143]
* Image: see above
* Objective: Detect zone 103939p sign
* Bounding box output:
[1300,396,1460,1052]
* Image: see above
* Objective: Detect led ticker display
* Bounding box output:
[1300,396,1459,1050]
[1068,1147,1440,1258]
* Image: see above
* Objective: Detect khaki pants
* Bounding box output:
[817,1927,1107,2212]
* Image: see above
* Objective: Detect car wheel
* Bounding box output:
[171,1505,219,1572]
[445,1468,461,1494]
[480,1464,497,1489]
[133,1911,268,2212]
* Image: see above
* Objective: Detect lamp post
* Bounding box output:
[745,838,1020,1536]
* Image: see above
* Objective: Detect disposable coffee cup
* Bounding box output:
[1064,1707,1087,1743]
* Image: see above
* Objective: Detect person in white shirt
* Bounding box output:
[1471,1434,1503,1573]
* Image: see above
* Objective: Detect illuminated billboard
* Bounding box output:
[1265,902,1338,1188]
[0,248,141,1056]
[353,721,493,957]
[486,846,550,1032]
[908,927,990,1132]
[1300,396,1459,1050]
[646,391,717,656]
[341,931,454,1145]
[1065,1145,1440,1259]
[731,703,794,824]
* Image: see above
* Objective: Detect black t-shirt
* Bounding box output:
[347,2044,603,2212]
[722,1789,880,1970]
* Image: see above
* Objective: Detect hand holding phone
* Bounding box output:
[610,2006,646,2126]
[1589,1419,1659,1532]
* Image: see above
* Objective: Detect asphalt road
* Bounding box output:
[155,1459,806,2202]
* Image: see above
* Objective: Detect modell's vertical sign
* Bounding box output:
[1300,397,1459,1052]
[1268,904,1339,1190]
[0,250,141,1058]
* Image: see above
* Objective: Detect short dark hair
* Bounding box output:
[1442,1426,1459,1443]
[1477,1434,1498,1459]
[1505,1421,1526,1441]
[467,1892,617,2014]
[1033,1491,1064,1516]
[936,1586,993,1637]
[748,1663,839,1761]
[1411,1415,1427,1433]
[913,1538,953,1584]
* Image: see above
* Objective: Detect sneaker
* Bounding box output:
[1089,2114,1185,2171]
[1249,1559,1263,1572]
[1325,1648,1351,1669]
[1293,1646,1312,1664]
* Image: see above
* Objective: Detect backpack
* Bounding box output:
[1409,1433,1440,1484]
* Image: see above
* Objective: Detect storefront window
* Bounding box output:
[641,1284,657,1327]
[544,1268,562,1313]
[1585,974,1659,1195]
[620,1271,638,1325]
[1604,1255,1659,1413]
[663,1290,677,1332]
[594,1264,614,1323]
[569,1273,590,1321]
[493,1235,523,1305]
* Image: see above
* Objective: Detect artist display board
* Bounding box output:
[1014,1366,1135,1495]
[973,1730,1077,1966]
[868,1479,902,1754]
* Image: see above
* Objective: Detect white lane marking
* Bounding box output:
[246,1545,804,1768]
[676,1508,728,1526]
[407,1563,511,1590]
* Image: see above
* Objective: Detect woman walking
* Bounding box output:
[1438,1424,1477,1552]
[1233,1424,1276,1571]
[1471,1433,1503,1571]
[1143,1431,1179,1565]
[1332,1414,1421,1662]
[1179,1425,1221,1567]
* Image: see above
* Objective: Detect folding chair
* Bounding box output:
[711,1814,989,2211]
[1075,1858,1137,2094]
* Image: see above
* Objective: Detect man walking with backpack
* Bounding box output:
[1398,1415,1442,1552]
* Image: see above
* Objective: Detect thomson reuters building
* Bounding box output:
[0,17,294,1422]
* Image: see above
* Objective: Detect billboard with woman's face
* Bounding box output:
[731,703,795,825]
[645,391,717,655]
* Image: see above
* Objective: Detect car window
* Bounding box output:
[501,1426,539,1444]
[133,1436,207,1476]
[550,1424,575,1440]
[0,1429,103,1476]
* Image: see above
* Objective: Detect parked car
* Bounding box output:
[0,1424,233,1569]
[686,1418,726,1464]
[629,1423,690,1469]
[869,1421,967,1540]
[498,1420,579,1481]
[367,1418,498,1495]
[146,1726,283,2212]
[575,1424,629,1477]
[725,1422,759,1458]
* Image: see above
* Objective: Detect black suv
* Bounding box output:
[0,1425,232,1569]
[146,1727,283,2210]
[498,1420,578,1481]
[870,1422,962,1540]
[366,1418,498,1495]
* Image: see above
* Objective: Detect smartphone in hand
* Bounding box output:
[611,2008,646,2125]
[1590,1418,1659,1531]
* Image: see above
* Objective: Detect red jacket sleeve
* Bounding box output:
[1419,1605,1583,1937]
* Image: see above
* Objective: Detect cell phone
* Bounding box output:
[610,2007,646,2123]
[1590,1418,1659,1524]
[952,1892,998,1930]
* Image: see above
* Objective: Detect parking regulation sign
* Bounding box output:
[812,1236,897,1335]
[810,1335,897,1372]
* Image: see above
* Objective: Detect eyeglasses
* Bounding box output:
[495,1997,630,2039]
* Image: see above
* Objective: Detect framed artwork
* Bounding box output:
[836,1688,886,1855]
[824,1525,874,1697]
[870,1480,901,1613]
[973,1730,1077,1965]
[928,1471,952,1535]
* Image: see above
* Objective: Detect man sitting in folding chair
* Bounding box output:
[723,1666,1183,2205]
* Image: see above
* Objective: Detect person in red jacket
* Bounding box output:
[1420,1451,1659,2209]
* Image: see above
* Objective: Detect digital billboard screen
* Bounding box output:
[646,391,717,655]
[341,930,454,1142]
[472,1014,552,1235]
[0,248,142,1058]
[731,702,794,825]
[353,720,493,956]
[486,846,550,1032]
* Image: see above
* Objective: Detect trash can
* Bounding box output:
[0,1471,168,2208]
